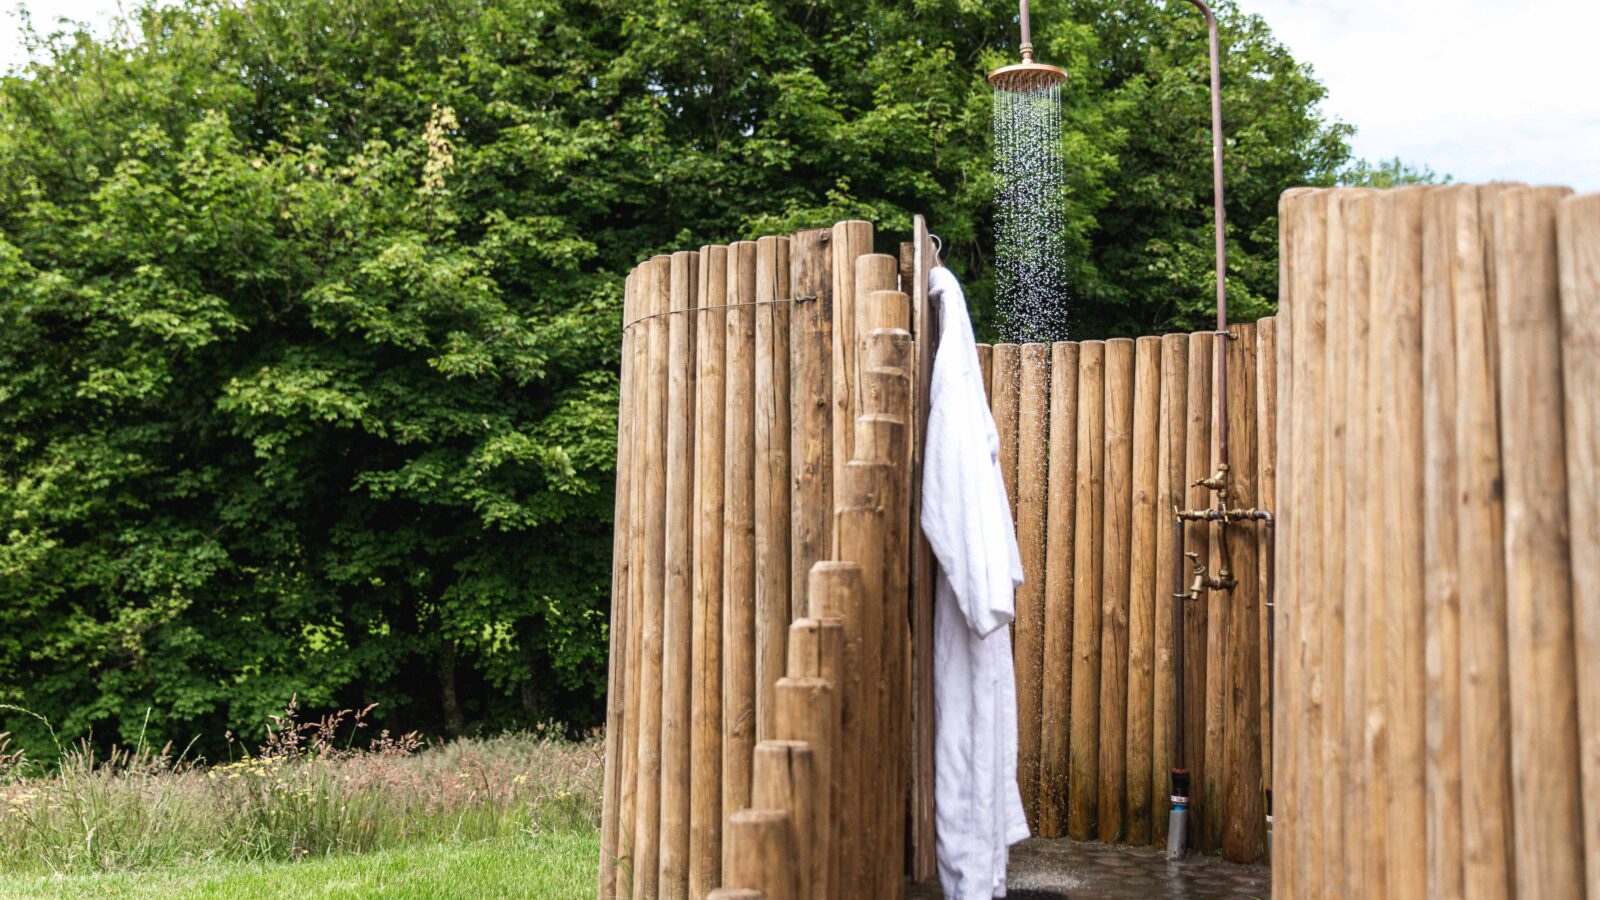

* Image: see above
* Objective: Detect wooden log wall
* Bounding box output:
[1273,185,1600,899]
[601,220,928,900]
[980,325,1278,862]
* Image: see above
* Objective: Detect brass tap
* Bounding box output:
[1192,463,1230,502]
[1185,552,1206,602]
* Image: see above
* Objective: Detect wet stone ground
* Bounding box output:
[906,838,1271,899]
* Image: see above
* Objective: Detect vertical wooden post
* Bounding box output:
[1152,332,1188,846]
[1040,340,1079,838]
[1220,324,1262,863]
[1253,317,1275,845]
[776,677,839,900]
[812,557,871,899]
[854,255,902,414]
[992,345,1021,522]
[692,245,729,899]
[724,242,760,837]
[1495,186,1583,900]
[1337,189,1376,899]
[1421,190,1463,900]
[909,216,939,884]
[830,221,872,502]
[708,890,766,900]
[601,268,639,899]
[1098,338,1135,843]
[755,236,792,742]
[1356,187,1393,900]
[1452,187,1516,900]
[1068,340,1105,839]
[1557,193,1600,900]
[1316,194,1349,887]
[1333,194,1373,900]
[1181,330,1214,851]
[753,741,819,900]
[861,326,912,900]
[633,255,673,900]
[725,809,800,900]
[620,262,654,898]
[790,229,833,619]
[1015,342,1051,831]
[1288,190,1328,892]
[1125,335,1162,846]
[1376,188,1427,900]
[661,250,700,900]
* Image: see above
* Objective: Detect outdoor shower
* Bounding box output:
[988,0,1276,859]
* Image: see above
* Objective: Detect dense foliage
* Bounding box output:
[0,0,1357,756]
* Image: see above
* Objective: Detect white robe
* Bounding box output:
[921,266,1030,900]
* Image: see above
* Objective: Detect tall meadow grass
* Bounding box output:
[0,702,601,875]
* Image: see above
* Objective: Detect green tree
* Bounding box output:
[0,0,1353,757]
[1340,155,1450,188]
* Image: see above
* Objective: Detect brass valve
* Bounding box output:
[1183,551,1237,596]
[1191,463,1230,503]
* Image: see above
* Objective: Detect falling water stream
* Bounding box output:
[993,82,1072,343]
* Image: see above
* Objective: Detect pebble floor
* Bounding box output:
[905,838,1271,899]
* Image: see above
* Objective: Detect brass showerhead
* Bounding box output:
[988,0,1067,92]
[987,55,1068,93]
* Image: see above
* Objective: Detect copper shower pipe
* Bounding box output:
[1191,0,1232,494]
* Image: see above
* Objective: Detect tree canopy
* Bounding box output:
[1,0,1357,756]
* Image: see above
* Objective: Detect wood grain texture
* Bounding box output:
[755,236,792,744]
[1377,188,1428,900]
[724,809,799,900]
[1039,341,1079,838]
[632,255,672,900]
[1337,188,1376,900]
[1253,318,1274,821]
[1494,186,1583,900]
[1357,187,1391,900]
[1152,333,1187,846]
[659,249,700,900]
[619,262,654,898]
[1452,187,1516,900]
[1289,190,1328,896]
[600,267,638,899]
[789,229,833,620]
[691,245,729,899]
[1098,338,1135,843]
[776,677,839,900]
[829,221,872,501]
[807,563,865,900]
[1420,190,1463,900]
[722,243,760,843]
[992,344,1021,524]
[1270,188,1310,900]
[1557,192,1600,900]
[909,216,938,884]
[1068,340,1105,840]
[1015,342,1051,831]
[1124,336,1162,846]
[752,741,819,900]
[1219,324,1262,863]
[1181,330,1213,853]
[1317,194,1349,889]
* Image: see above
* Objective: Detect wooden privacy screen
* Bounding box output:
[1273,186,1600,900]
[599,220,938,900]
[978,325,1278,863]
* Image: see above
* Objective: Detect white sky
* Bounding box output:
[4,0,1597,191]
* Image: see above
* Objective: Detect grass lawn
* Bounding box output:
[0,830,599,899]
